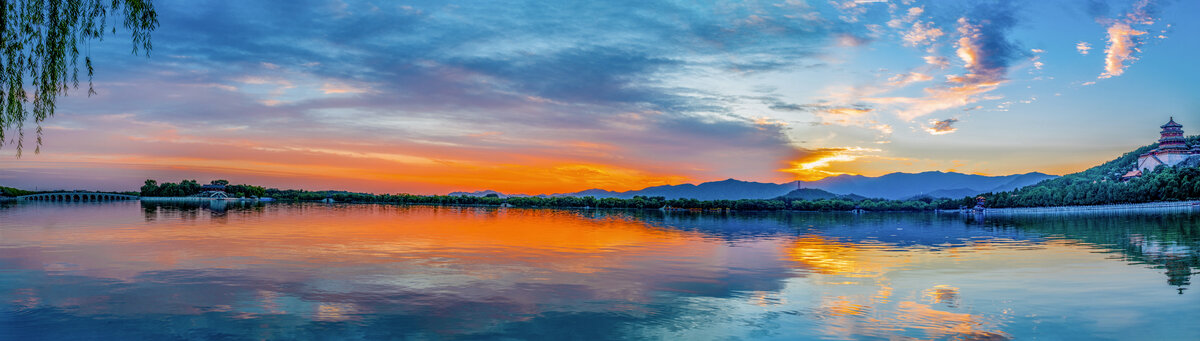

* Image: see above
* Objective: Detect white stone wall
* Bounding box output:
[1161,152,1191,165]
[1138,151,1196,171]
[1138,154,1163,171]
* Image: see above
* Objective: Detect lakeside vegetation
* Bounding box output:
[140,179,266,198]
[1,186,34,197]
[1,186,136,197]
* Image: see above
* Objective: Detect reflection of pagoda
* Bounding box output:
[1124,117,1200,179]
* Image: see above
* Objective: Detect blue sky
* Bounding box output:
[1,0,1197,193]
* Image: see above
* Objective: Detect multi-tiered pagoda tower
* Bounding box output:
[1136,117,1197,172]
[1158,117,1187,150]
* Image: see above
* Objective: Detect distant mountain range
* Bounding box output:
[445,189,507,197]
[802,171,1058,200]
[448,171,1058,200]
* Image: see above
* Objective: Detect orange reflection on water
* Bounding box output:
[6,206,714,278]
[821,296,870,317]
[1,204,734,321]
[784,235,913,278]
[894,301,1007,340]
[923,284,960,306]
[315,302,361,322]
[785,235,1011,340]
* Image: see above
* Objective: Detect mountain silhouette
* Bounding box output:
[449,171,1057,200]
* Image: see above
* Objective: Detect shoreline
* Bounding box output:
[951,200,1200,214]
[139,197,259,203]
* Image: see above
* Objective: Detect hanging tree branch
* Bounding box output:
[1,0,158,156]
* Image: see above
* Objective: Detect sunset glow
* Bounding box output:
[1,0,1196,194]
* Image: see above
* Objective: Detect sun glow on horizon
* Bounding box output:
[780,147,883,181]
[0,0,1192,194]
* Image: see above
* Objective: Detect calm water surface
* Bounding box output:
[1,202,1198,340]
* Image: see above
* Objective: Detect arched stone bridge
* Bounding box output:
[18,192,139,201]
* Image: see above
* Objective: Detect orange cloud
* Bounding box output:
[8,148,695,195]
[779,147,881,181]
[903,21,944,47]
[5,114,705,194]
[320,81,369,94]
[886,72,934,87]
[753,116,789,129]
[1076,41,1092,55]
[827,107,872,116]
[867,17,1007,121]
[869,79,1001,121]
[955,18,984,73]
[1099,22,1146,78]
[924,56,950,68]
[1097,0,1160,79]
[768,101,877,129]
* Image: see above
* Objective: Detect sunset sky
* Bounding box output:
[2,0,1197,194]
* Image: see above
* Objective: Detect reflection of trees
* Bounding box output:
[981,212,1200,293]
[593,208,1199,292]
[142,203,157,222]
[602,210,953,240]
[140,201,267,220]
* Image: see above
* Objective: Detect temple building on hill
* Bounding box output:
[1123,117,1200,180]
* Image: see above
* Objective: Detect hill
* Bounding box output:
[977,136,1200,208]
[549,179,794,201]
[777,188,866,201]
[906,188,981,200]
[801,171,1056,199]
[446,190,508,198]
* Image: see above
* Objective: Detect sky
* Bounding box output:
[1,0,1198,194]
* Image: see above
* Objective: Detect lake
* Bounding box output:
[1,201,1198,340]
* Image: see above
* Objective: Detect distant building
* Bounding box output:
[1120,169,1142,181]
[197,184,228,198]
[1136,117,1198,172]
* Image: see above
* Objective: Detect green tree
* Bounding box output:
[157,182,181,196]
[179,179,199,194]
[2,0,158,155]
[140,178,157,196]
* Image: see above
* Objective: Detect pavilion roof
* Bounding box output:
[1162,116,1182,128]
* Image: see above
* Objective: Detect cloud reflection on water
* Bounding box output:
[0,202,1198,339]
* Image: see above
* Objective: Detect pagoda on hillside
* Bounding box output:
[1124,117,1199,179]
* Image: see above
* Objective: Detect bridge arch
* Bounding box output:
[15,192,139,202]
